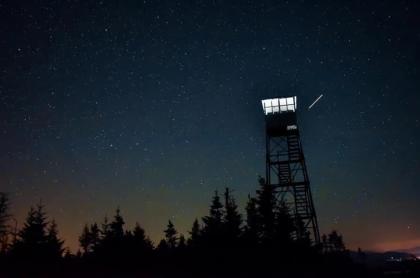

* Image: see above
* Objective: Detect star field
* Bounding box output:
[1,0,420,252]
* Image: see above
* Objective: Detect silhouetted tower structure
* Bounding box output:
[261,96,320,244]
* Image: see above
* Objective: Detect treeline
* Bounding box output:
[0,179,352,277]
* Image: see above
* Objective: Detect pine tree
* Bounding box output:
[208,191,224,223]
[20,204,48,246]
[223,188,242,245]
[94,217,111,256]
[101,216,111,239]
[121,222,153,265]
[79,224,92,254]
[79,223,101,255]
[0,193,10,253]
[202,191,224,245]
[132,223,146,240]
[243,195,259,245]
[178,234,186,250]
[274,201,294,247]
[45,220,64,259]
[294,216,311,249]
[132,222,153,250]
[327,230,346,252]
[11,203,50,261]
[110,208,125,240]
[98,209,126,260]
[89,223,100,251]
[188,218,201,247]
[157,239,168,251]
[164,220,178,249]
[256,177,276,244]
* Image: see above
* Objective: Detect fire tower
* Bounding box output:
[261,96,320,244]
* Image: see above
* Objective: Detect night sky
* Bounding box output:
[1,1,419,253]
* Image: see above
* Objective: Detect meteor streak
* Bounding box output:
[308,94,323,110]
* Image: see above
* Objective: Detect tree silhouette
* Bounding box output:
[157,239,168,252]
[95,209,127,262]
[0,177,377,278]
[45,220,64,260]
[101,216,110,239]
[122,222,153,266]
[256,177,277,245]
[178,234,186,250]
[243,195,259,246]
[164,220,178,249]
[324,230,346,253]
[188,218,201,247]
[0,179,360,278]
[13,204,48,259]
[273,201,295,246]
[10,203,63,262]
[223,188,242,246]
[89,223,100,252]
[0,193,10,254]
[78,210,155,267]
[79,223,101,255]
[131,222,153,251]
[0,185,373,278]
[293,215,311,249]
[109,208,125,240]
[201,190,224,246]
[79,224,92,254]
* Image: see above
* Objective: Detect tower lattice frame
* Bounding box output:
[262,96,320,244]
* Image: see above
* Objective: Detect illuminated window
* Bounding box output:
[261,96,297,115]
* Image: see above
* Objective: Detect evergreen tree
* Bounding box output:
[243,195,259,245]
[98,209,126,260]
[132,222,146,240]
[201,191,224,245]
[101,216,111,239]
[132,222,153,251]
[109,208,125,240]
[327,230,346,252]
[89,223,100,251]
[256,177,276,244]
[19,204,48,246]
[79,224,92,254]
[79,222,101,255]
[223,188,242,245]
[164,220,178,249]
[157,239,168,251]
[178,234,186,250]
[45,220,64,259]
[10,203,54,261]
[273,201,294,247]
[0,193,10,254]
[94,216,112,257]
[293,216,311,248]
[188,218,201,247]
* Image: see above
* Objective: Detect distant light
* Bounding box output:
[261,96,297,115]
